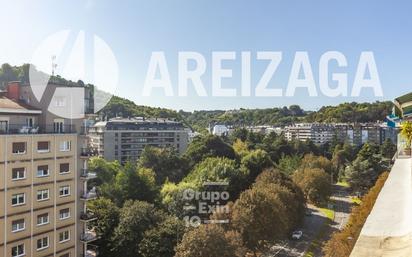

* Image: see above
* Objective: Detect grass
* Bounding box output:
[319,207,335,221]
[336,181,350,188]
[350,196,362,205]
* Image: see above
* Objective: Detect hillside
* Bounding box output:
[0,63,394,131]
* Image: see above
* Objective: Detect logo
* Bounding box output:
[29,30,118,119]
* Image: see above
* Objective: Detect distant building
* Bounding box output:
[212,124,229,136]
[284,122,397,145]
[88,117,188,164]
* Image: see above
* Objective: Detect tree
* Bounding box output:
[88,198,120,257]
[276,154,302,175]
[232,139,249,157]
[139,216,185,257]
[184,157,248,198]
[231,186,289,253]
[380,138,396,158]
[345,143,386,193]
[184,135,236,168]
[292,168,332,205]
[175,225,246,257]
[114,162,158,205]
[253,169,306,227]
[138,146,188,184]
[111,200,167,257]
[401,121,412,149]
[88,157,120,187]
[160,181,199,218]
[240,149,274,184]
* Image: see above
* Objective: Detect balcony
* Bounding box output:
[0,124,76,135]
[80,147,98,158]
[350,139,412,257]
[80,169,97,180]
[80,211,97,222]
[80,188,97,201]
[80,230,98,243]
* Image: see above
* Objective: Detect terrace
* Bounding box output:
[350,135,412,256]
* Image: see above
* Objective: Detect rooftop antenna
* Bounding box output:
[51,55,57,76]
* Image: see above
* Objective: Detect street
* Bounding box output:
[264,184,353,257]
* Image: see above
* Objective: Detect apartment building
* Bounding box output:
[0,81,97,257]
[88,117,188,164]
[284,122,398,146]
[284,123,336,145]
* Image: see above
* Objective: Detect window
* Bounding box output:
[11,243,24,257]
[37,141,50,153]
[37,165,49,177]
[11,168,25,180]
[12,142,26,154]
[36,236,49,251]
[59,186,70,197]
[37,213,49,226]
[59,208,70,220]
[59,141,71,151]
[59,230,70,243]
[55,96,66,107]
[37,189,49,201]
[59,163,70,174]
[12,193,25,206]
[11,219,25,232]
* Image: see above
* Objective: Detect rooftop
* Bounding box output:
[0,96,41,115]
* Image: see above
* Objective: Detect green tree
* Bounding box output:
[160,181,199,218]
[240,149,274,184]
[139,216,185,257]
[345,143,386,193]
[175,225,246,257]
[184,157,248,198]
[138,146,188,184]
[111,200,167,257]
[114,162,158,205]
[276,154,302,175]
[183,135,236,168]
[380,138,396,158]
[88,198,120,257]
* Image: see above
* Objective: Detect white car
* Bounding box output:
[291,230,303,240]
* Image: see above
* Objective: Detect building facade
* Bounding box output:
[0,81,96,257]
[88,117,188,164]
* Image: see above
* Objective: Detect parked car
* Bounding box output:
[291,230,303,240]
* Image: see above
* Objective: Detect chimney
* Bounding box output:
[6,81,20,100]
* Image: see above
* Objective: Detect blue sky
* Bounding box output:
[1,0,412,111]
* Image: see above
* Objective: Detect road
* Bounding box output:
[263,205,327,257]
[330,184,351,231]
[264,184,352,257]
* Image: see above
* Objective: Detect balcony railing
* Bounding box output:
[80,169,97,180]
[80,189,97,200]
[80,230,98,242]
[80,211,97,222]
[0,124,76,135]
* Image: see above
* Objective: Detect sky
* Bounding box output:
[1,0,412,111]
